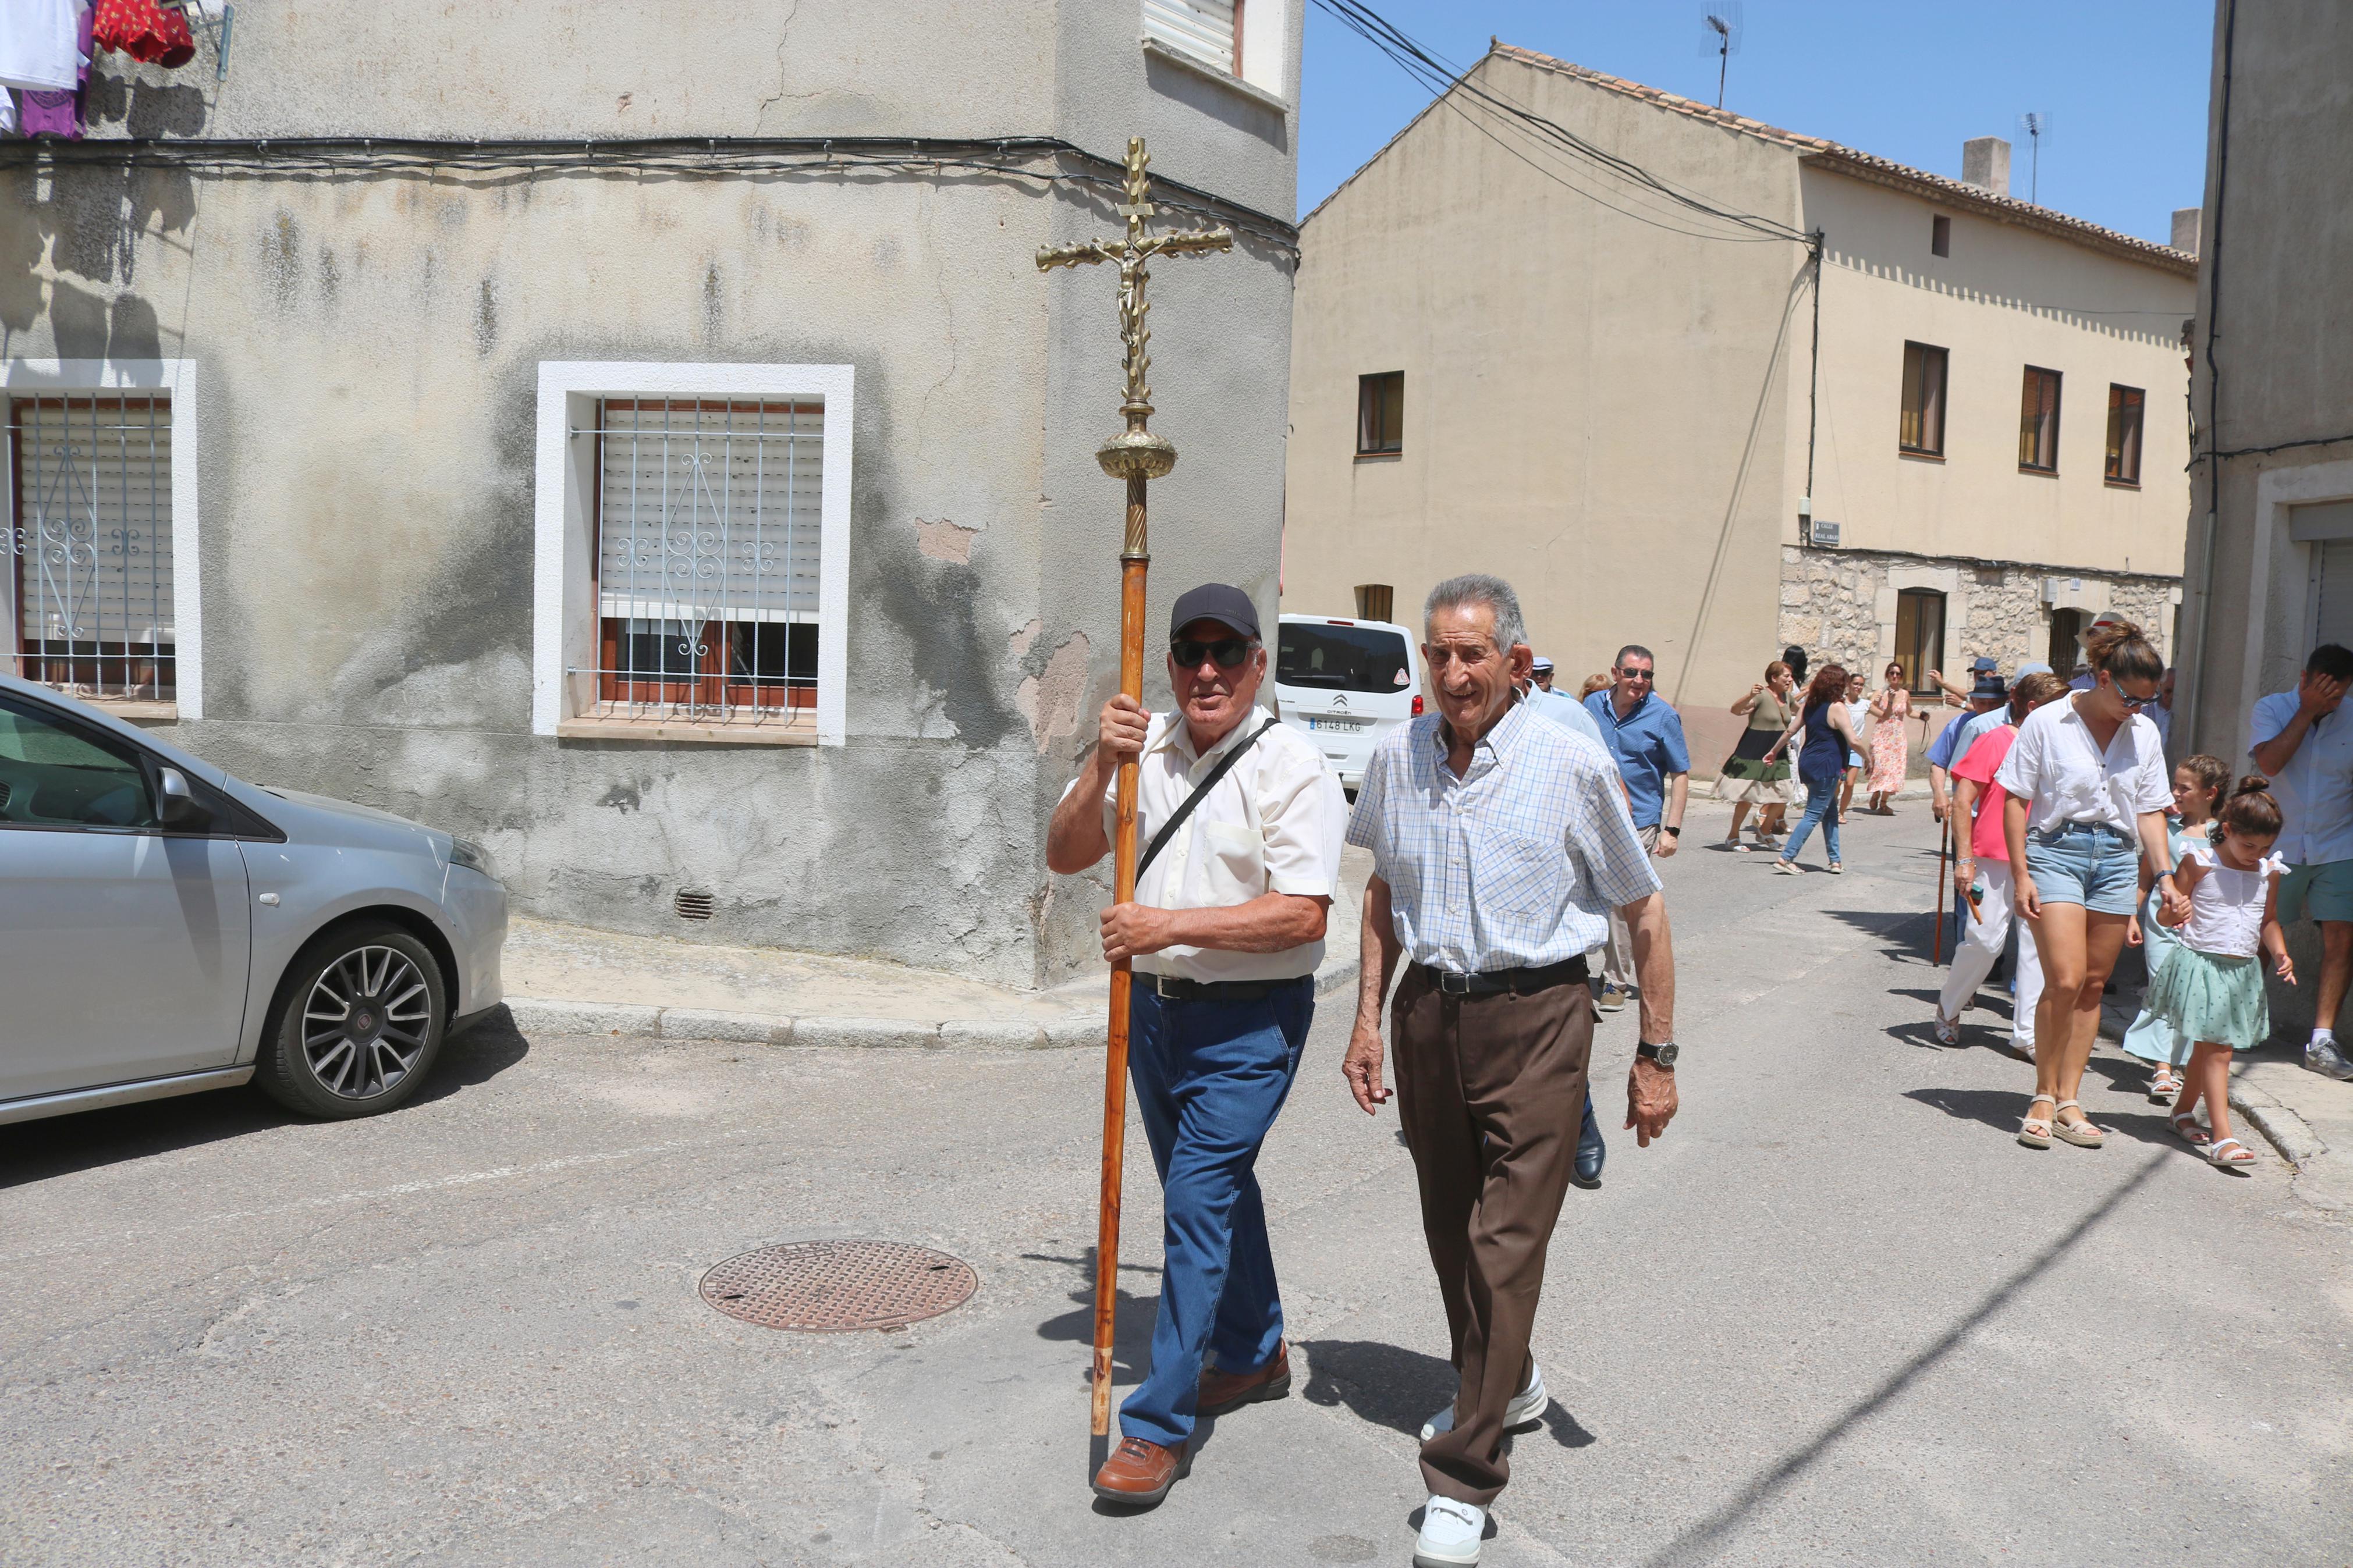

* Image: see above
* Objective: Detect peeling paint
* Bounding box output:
[1008,617,1042,660]
[1016,633,1091,755]
[914,517,979,563]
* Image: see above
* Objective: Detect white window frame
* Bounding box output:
[532,362,853,746]
[0,357,203,720]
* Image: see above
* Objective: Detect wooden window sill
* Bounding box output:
[1354,450,1402,463]
[1140,37,1290,114]
[1898,448,1945,463]
[556,717,817,746]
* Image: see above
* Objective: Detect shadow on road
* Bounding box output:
[0,1013,530,1191]
[1299,1338,1594,1451]
[1639,1151,2169,1566]
[1025,1249,1159,1391]
[1819,906,1937,966]
[1901,1086,2187,1150]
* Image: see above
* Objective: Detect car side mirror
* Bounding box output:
[157,766,207,829]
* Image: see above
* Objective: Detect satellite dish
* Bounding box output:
[1698,3,1745,109]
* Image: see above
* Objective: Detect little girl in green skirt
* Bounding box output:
[2149,777,2295,1171]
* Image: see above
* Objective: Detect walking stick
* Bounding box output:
[1933,805,1951,962]
[1037,138,1232,1439]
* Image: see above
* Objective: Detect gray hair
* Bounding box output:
[1423,573,1528,653]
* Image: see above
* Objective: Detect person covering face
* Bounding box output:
[1045,582,1345,1509]
[1339,573,1680,1562]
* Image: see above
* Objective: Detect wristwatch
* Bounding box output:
[1636,1040,1679,1068]
[1661,825,1681,838]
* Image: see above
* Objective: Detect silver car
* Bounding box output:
[0,674,506,1126]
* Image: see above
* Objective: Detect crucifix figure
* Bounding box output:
[1037,137,1232,1441]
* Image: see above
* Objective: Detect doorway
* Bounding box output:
[2048,608,2084,676]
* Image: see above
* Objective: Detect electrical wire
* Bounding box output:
[0,134,1302,256]
[1309,0,1815,247]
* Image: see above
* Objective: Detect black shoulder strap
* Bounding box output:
[1136,716,1282,879]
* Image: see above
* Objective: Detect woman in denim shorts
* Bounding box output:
[1994,618,2177,1150]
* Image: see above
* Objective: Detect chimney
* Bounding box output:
[1961,137,2011,198]
[2171,206,2203,256]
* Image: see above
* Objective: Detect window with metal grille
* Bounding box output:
[1893,589,1946,695]
[1145,0,1242,76]
[2104,384,2144,485]
[1898,342,1946,456]
[2018,366,2063,473]
[8,396,175,703]
[583,398,821,726]
[1357,371,1403,456]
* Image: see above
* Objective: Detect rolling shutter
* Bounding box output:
[1144,0,1237,73]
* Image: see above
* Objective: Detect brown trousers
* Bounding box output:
[1392,962,1595,1506]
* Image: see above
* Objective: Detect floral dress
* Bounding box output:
[1868,686,1911,793]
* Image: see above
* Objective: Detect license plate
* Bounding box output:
[1307,716,1368,733]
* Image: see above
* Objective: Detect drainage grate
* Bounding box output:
[698,1240,978,1332]
[675,890,715,920]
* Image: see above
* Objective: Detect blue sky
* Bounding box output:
[1298,2,2216,245]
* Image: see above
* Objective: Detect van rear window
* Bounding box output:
[1277,624,1412,692]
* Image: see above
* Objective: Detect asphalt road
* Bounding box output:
[5,803,2349,1567]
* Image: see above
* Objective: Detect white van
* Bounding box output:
[1273,613,1423,790]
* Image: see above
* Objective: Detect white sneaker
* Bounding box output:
[1414,1496,1486,1567]
[1421,1360,1548,1442]
[2306,1039,2353,1082]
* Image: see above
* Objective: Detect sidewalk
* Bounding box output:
[2101,975,2353,1213]
[497,847,1372,1051]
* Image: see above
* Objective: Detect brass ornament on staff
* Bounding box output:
[1036,137,1232,1439]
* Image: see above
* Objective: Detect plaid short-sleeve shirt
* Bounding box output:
[1347,698,1662,972]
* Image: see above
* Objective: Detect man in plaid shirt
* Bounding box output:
[1341,574,1681,1567]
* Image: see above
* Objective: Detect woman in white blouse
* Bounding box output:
[1994,618,2176,1150]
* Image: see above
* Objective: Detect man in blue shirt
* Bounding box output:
[1584,645,1689,1011]
[2249,643,2353,1081]
[1927,667,2025,823]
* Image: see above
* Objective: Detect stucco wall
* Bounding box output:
[1282,50,1802,720]
[1,1,1303,989]
[1793,168,2196,578]
[2176,0,2353,769]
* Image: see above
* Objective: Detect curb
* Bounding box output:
[499,957,1365,1052]
[2101,998,2334,1174]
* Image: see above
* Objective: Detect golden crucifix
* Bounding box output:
[1037,137,1232,1441]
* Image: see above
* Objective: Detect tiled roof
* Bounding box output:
[1442,42,2200,277]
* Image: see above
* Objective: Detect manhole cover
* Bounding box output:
[698,1240,978,1332]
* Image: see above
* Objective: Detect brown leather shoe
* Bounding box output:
[1196,1341,1291,1416]
[1092,1435,1185,1507]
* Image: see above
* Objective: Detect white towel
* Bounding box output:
[0,0,81,93]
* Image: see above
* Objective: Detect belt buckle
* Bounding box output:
[1438,970,1474,996]
[1149,973,1180,1000]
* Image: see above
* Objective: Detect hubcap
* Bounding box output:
[301,945,432,1099]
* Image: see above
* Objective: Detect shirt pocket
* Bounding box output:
[1474,826,1563,918]
[1198,820,1266,903]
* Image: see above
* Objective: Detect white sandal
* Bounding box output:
[2018,1093,2056,1150]
[2208,1136,2256,1171]
[2148,1066,2182,1104]
[2051,1098,2106,1148]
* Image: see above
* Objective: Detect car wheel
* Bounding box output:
[256,920,448,1119]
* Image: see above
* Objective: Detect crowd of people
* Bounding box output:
[1046,579,2344,1566]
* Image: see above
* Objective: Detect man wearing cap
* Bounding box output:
[1926,666,2014,824]
[1046,582,1347,1506]
[1531,656,1558,692]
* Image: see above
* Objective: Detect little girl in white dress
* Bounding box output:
[2149,777,2295,1171]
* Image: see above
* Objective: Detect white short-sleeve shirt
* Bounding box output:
[1994,692,2171,836]
[2246,690,2353,866]
[1060,705,1345,983]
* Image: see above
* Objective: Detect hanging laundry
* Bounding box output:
[94,0,193,69]
[0,0,83,91]
[0,91,18,136]
[20,2,91,140]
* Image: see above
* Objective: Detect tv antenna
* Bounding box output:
[1699,3,1743,110]
[2017,111,2053,205]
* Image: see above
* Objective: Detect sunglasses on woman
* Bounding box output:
[1170,637,1255,670]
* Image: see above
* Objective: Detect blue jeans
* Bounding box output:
[1120,977,1313,1448]
[1780,776,1842,866]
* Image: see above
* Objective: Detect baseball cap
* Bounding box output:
[1970,656,1999,673]
[1169,583,1259,642]
[2008,660,2053,687]
[1531,656,1555,674]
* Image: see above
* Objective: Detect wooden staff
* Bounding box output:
[1037,137,1232,1438]
[1934,805,1951,961]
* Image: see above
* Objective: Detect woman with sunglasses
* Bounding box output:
[1865,662,1912,816]
[1994,618,2176,1150]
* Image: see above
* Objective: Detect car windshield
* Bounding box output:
[1277,624,1412,693]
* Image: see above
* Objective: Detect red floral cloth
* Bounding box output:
[93,0,193,69]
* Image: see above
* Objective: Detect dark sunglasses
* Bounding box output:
[1170,637,1255,670]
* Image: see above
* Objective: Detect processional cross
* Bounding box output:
[1037,138,1233,1439]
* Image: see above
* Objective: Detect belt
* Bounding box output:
[2034,820,2134,843]
[1412,957,1589,997]
[1141,973,1310,1002]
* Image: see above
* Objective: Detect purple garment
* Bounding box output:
[21,2,88,138]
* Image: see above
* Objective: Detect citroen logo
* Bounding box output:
[1331,694,1350,712]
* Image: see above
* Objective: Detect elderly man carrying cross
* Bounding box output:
[1342,574,1680,1567]
[1046,582,1345,1508]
